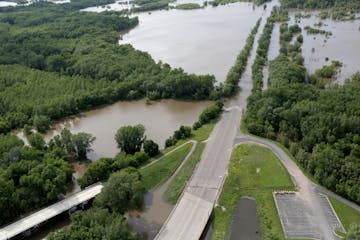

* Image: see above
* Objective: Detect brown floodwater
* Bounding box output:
[121,3,264,82]
[126,177,173,240]
[37,99,212,160]
[263,22,281,90]
[288,11,360,84]
[13,2,275,239]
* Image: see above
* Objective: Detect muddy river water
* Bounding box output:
[18,0,360,239]
[121,3,263,82]
[19,2,266,239]
[17,3,267,162]
[43,99,211,160]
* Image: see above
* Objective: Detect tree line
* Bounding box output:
[251,8,276,92]
[280,0,360,21]
[245,12,360,204]
[49,168,143,240]
[0,128,96,226]
[0,0,216,134]
[221,19,261,97]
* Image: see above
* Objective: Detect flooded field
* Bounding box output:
[52,2,270,161]
[289,11,360,84]
[121,3,264,82]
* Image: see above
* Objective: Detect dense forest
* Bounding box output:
[245,13,360,204]
[0,128,98,226]
[280,0,360,20]
[0,0,216,134]
[280,0,360,9]
[49,168,143,240]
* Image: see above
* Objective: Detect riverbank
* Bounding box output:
[126,121,215,239]
[165,142,206,204]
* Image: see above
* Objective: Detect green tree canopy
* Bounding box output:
[27,132,46,150]
[115,124,146,155]
[48,207,136,240]
[143,139,159,157]
[95,168,145,214]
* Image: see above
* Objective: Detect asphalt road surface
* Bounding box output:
[0,184,103,240]
[155,0,359,238]
[155,3,276,238]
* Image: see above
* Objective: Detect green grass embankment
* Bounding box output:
[212,144,295,240]
[140,143,193,191]
[165,143,206,204]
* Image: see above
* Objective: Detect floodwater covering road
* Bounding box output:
[157,0,360,238]
[155,1,279,239]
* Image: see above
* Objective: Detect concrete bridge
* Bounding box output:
[0,184,103,240]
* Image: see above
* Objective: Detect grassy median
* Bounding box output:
[165,143,206,204]
[212,144,295,240]
[140,122,215,191]
[161,122,215,155]
[140,142,193,191]
[329,197,360,232]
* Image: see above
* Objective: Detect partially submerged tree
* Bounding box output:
[115,125,146,155]
[95,168,145,214]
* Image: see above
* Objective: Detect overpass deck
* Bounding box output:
[0,184,103,240]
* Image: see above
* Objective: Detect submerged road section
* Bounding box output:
[155,1,277,239]
[155,0,359,238]
[0,184,103,240]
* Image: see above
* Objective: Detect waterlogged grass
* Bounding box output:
[140,143,193,191]
[212,144,294,240]
[329,197,360,232]
[165,143,206,204]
